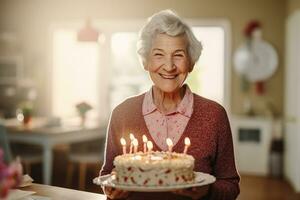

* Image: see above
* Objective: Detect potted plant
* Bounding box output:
[16,101,33,126]
[76,102,92,126]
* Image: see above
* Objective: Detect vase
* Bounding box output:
[80,114,86,126]
[23,115,32,126]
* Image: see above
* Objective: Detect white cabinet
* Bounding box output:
[284,10,300,192]
[231,116,273,176]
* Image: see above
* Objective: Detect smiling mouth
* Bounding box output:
[159,73,178,79]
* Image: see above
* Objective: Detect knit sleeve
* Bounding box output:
[207,107,240,200]
[100,110,119,176]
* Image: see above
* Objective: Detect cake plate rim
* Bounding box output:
[93,172,216,192]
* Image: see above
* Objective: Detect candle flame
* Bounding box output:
[147,141,153,150]
[129,133,135,141]
[142,135,148,143]
[184,137,191,146]
[120,138,126,145]
[132,138,138,146]
[166,138,173,146]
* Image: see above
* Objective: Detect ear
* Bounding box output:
[143,61,149,71]
[189,62,195,72]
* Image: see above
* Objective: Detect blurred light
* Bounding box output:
[53,29,100,118]
[27,89,37,100]
[77,19,104,43]
[111,33,132,55]
[98,33,106,44]
[4,87,16,97]
[0,32,18,44]
[17,113,24,122]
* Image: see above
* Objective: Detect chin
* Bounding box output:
[154,84,182,93]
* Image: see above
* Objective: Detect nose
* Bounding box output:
[163,56,176,72]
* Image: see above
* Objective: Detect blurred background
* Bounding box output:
[0,0,299,199]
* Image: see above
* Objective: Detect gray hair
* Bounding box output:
[137,10,203,68]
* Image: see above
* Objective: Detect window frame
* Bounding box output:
[47,19,231,121]
[187,18,232,113]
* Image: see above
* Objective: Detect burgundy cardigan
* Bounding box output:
[100,93,240,200]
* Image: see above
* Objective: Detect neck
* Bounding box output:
[152,85,186,113]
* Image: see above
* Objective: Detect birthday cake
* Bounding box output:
[113,151,195,186]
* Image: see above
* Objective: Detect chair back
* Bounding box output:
[0,125,13,163]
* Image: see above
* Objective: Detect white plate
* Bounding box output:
[93,172,216,192]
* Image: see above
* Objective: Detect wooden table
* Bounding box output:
[22,183,106,200]
[5,118,106,185]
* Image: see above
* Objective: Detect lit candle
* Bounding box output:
[120,138,127,155]
[129,133,135,154]
[183,137,191,154]
[133,138,138,154]
[147,141,153,153]
[166,138,173,153]
[142,135,148,153]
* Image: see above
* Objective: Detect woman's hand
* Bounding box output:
[172,185,209,200]
[102,186,130,199]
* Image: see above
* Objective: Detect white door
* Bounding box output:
[284,10,300,192]
[284,122,300,191]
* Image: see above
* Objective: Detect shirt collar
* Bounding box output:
[176,85,194,118]
[142,87,157,115]
[142,85,194,118]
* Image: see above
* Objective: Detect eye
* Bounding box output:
[154,53,163,56]
[174,54,184,57]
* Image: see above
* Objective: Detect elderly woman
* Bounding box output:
[100,10,240,200]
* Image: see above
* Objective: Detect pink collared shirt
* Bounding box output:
[142,85,194,151]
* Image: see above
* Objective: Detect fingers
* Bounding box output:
[172,189,196,198]
[104,186,114,196]
[113,189,129,199]
[104,187,129,199]
[172,189,183,195]
[172,186,209,200]
[175,188,194,196]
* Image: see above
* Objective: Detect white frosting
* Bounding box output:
[114,151,194,168]
[113,151,195,186]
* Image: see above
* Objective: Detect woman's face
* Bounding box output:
[145,33,191,93]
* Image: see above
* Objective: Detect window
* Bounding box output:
[187,26,225,105]
[108,25,227,110]
[52,30,100,119]
[51,20,230,120]
[109,32,151,110]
